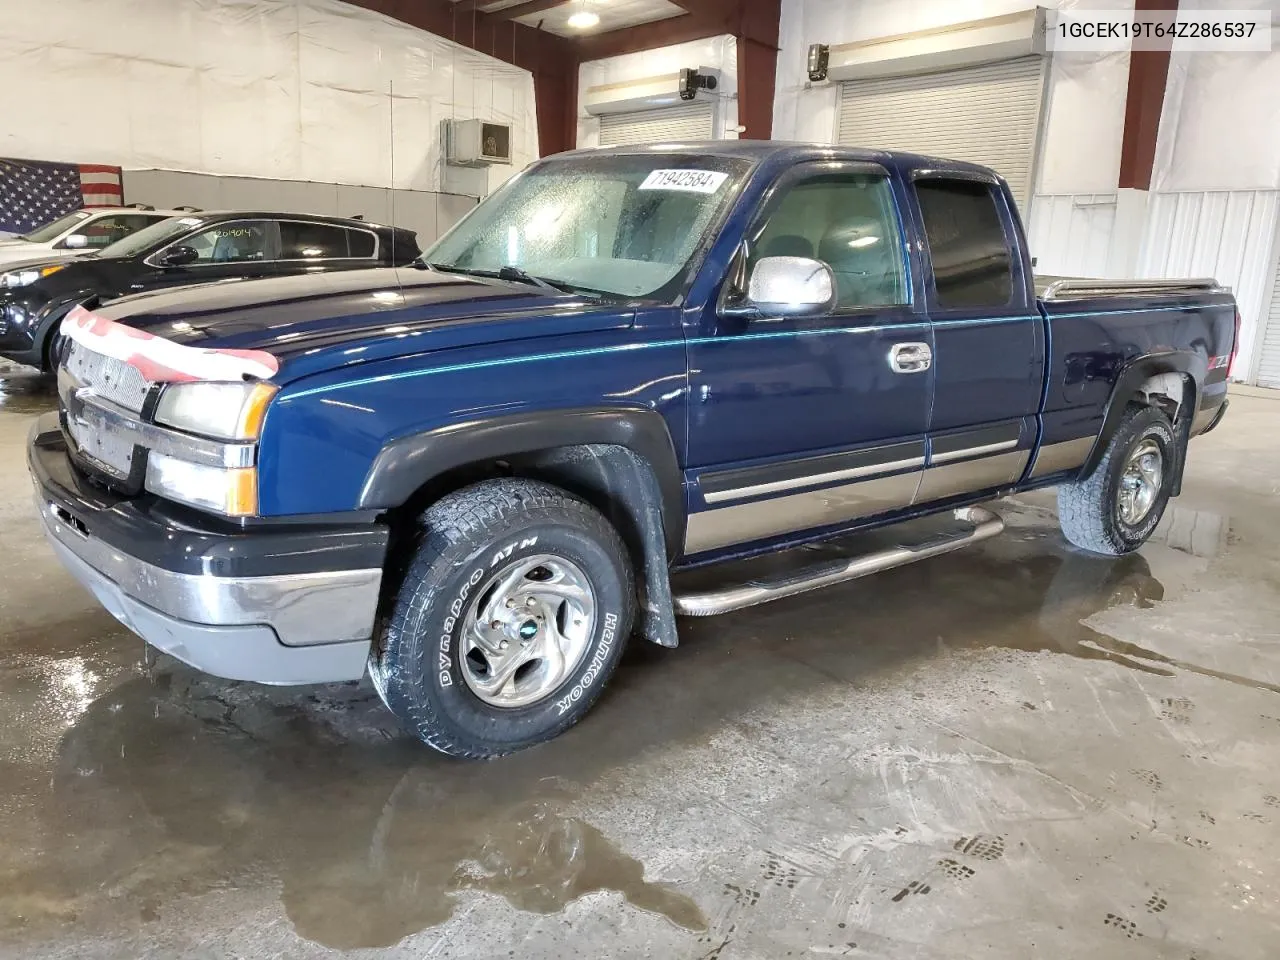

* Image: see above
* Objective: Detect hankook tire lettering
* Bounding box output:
[556,612,618,715]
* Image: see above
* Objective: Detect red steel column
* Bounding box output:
[1118,0,1180,189]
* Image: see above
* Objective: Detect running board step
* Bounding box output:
[672,507,1005,617]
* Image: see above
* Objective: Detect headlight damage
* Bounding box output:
[60,306,280,517]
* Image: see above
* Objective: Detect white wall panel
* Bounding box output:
[0,0,537,199]
[1027,194,1118,278]
[1153,0,1280,192]
[577,36,738,148]
[1136,190,1280,382]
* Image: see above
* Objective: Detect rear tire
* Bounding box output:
[1057,405,1177,556]
[371,479,634,758]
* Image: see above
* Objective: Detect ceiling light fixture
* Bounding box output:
[567,10,600,29]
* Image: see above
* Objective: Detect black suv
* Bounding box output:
[0,212,420,370]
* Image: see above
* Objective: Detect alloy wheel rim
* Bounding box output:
[1117,438,1163,527]
[459,554,596,708]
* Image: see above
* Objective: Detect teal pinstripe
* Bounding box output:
[281,303,1221,401]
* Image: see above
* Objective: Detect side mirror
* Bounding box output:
[62,234,89,249]
[157,245,199,267]
[746,256,836,317]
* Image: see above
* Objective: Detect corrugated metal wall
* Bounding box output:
[1258,262,1280,387]
[1136,190,1280,384]
[1027,194,1118,278]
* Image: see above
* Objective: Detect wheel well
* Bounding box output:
[384,443,680,647]
[1132,372,1192,423]
[1129,371,1197,497]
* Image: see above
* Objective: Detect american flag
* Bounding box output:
[0,158,123,235]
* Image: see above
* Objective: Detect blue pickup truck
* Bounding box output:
[29,142,1235,757]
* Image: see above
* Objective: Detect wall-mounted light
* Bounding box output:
[807,43,830,82]
[679,67,718,101]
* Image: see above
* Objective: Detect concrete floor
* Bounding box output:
[1,369,1278,960]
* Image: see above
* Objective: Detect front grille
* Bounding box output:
[63,339,151,413]
[58,340,156,488]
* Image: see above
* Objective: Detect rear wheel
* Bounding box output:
[1057,405,1177,556]
[371,479,634,758]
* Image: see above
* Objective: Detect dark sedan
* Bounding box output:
[0,212,420,369]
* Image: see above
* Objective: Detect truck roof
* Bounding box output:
[562,139,1002,182]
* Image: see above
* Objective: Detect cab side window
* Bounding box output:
[748,173,908,310]
[183,221,273,263]
[914,178,1014,308]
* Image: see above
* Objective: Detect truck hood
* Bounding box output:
[93,267,634,384]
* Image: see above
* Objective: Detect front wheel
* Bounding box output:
[371,479,634,758]
[1056,406,1177,556]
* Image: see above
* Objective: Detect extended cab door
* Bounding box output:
[684,161,933,556]
[907,173,1044,502]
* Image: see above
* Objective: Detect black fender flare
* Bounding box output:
[358,407,685,556]
[1081,352,1203,489]
[33,294,99,367]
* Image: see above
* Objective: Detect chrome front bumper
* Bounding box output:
[35,494,382,687]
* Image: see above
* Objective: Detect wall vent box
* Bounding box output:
[446,119,512,166]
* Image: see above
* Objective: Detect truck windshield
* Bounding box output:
[425,155,751,300]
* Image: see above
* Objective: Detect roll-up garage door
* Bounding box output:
[836,56,1047,207]
[1257,263,1280,387]
[598,102,714,146]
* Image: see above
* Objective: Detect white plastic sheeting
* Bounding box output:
[577,36,738,148]
[771,0,1133,196]
[0,0,537,197]
[1152,0,1280,192]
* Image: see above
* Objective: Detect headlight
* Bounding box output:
[154,381,277,441]
[0,264,65,288]
[145,453,258,517]
[148,380,276,516]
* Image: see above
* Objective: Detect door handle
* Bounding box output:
[889,342,932,374]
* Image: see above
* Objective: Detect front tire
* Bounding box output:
[372,479,634,758]
[1056,406,1177,556]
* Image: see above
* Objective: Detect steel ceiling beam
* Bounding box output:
[485,0,576,22]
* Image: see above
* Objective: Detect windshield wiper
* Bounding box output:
[496,265,565,292]
[426,263,600,298]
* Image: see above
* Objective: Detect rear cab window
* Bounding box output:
[914,178,1015,309]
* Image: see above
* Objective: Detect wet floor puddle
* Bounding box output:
[0,371,57,414]
[0,670,706,949]
[0,499,1263,949]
